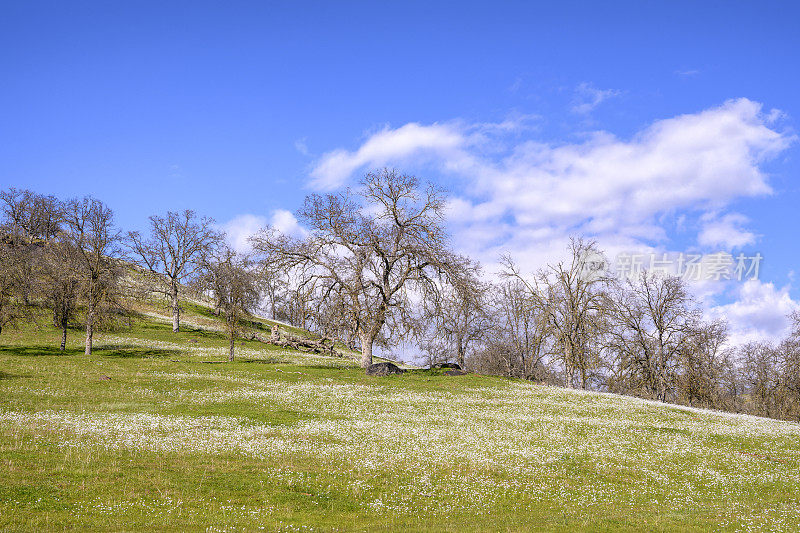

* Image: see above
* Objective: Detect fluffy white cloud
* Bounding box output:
[220,214,267,253]
[698,212,757,249]
[311,99,791,271]
[270,209,306,238]
[308,123,468,191]
[707,280,800,347]
[221,210,306,253]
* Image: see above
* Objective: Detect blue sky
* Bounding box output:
[2,1,799,345]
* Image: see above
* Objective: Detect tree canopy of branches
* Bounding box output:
[604,272,702,401]
[41,236,82,350]
[198,247,260,361]
[127,210,220,332]
[251,168,471,367]
[63,197,122,355]
[421,260,486,368]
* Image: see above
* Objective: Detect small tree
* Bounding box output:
[251,169,470,368]
[41,237,81,351]
[199,247,259,361]
[127,210,220,332]
[0,239,26,336]
[422,264,488,368]
[63,197,121,355]
[486,280,552,380]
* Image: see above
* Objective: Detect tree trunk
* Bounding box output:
[359,331,373,368]
[61,319,68,351]
[85,306,94,355]
[171,283,180,332]
[228,334,235,362]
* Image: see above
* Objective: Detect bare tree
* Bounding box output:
[251,169,469,368]
[503,238,608,389]
[604,272,701,402]
[63,197,121,355]
[1,189,63,307]
[0,238,26,336]
[474,280,551,379]
[41,236,81,351]
[198,247,260,361]
[422,262,487,368]
[739,342,782,418]
[677,320,728,408]
[778,311,800,420]
[127,210,220,332]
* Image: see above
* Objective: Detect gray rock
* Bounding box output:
[432,362,461,370]
[366,362,405,376]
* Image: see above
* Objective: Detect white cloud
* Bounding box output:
[308,122,467,191]
[312,99,791,270]
[707,280,799,346]
[221,210,306,253]
[270,209,306,238]
[698,212,757,249]
[220,214,268,253]
[571,82,621,114]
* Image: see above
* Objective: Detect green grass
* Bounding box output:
[1,302,799,531]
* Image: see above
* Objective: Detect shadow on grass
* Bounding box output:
[0,345,81,357]
[242,358,291,364]
[0,344,180,359]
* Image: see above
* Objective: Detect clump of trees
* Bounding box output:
[2,173,800,421]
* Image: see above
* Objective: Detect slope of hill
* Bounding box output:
[1,299,799,532]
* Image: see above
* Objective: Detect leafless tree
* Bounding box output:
[0,238,27,336]
[739,342,782,418]
[604,272,700,402]
[41,236,82,350]
[1,188,62,242]
[677,320,729,408]
[777,312,800,420]
[198,247,260,361]
[1,189,63,307]
[63,197,122,355]
[503,238,608,389]
[127,210,221,332]
[251,169,470,368]
[422,262,487,368]
[473,280,551,379]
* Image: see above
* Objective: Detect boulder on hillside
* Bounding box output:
[432,362,461,370]
[366,362,405,376]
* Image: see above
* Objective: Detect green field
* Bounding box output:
[1,303,799,532]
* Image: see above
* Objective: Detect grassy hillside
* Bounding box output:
[1,301,799,531]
